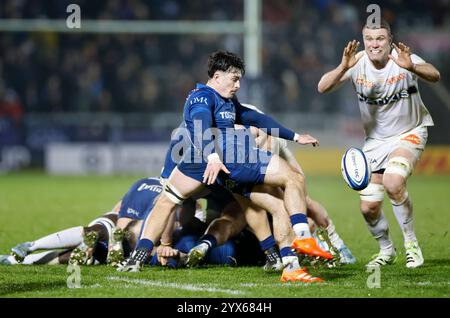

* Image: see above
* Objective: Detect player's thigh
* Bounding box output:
[234,195,272,240]
[264,154,300,187]
[383,147,416,190]
[232,193,268,225]
[117,217,133,229]
[249,184,284,215]
[167,166,205,198]
[388,147,418,167]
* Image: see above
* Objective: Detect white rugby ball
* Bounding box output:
[341,148,371,191]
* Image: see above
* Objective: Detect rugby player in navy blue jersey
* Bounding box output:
[3,177,163,266]
[118,51,333,281]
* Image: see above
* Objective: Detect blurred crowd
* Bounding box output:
[0,0,449,118]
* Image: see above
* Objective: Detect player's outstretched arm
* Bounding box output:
[389,42,440,82]
[237,104,318,146]
[318,40,362,93]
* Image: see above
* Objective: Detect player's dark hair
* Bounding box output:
[207,50,245,78]
[363,18,393,42]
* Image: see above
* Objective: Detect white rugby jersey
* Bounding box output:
[344,49,434,139]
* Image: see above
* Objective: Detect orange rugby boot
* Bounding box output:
[291,237,334,260]
[280,267,324,283]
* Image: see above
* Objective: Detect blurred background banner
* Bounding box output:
[0,0,448,175]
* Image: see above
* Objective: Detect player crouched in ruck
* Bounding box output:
[1,177,163,266]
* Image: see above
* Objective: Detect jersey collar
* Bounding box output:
[196,83,223,96]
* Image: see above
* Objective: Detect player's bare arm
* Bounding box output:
[318,40,362,93]
[389,42,441,82]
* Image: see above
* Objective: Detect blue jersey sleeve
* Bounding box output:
[188,91,215,159]
[235,103,296,140]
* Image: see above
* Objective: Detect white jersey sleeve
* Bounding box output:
[348,50,434,139]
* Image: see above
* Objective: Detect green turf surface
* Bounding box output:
[0,172,449,298]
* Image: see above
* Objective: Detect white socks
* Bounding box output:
[391,192,417,243]
[31,226,84,251]
[293,223,311,239]
[22,251,61,265]
[282,255,300,272]
[365,210,394,255]
[326,220,345,250]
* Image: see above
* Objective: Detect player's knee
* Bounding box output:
[383,175,406,202]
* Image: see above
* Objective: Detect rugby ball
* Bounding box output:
[341,148,371,191]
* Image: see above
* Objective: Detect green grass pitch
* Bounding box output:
[0,172,449,298]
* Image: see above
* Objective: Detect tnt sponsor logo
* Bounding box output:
[401,134,420,145]
[219,111,236,120]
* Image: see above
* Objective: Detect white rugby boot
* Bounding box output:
[405,240,424,268]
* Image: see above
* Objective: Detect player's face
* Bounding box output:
[215,68,242,98]
[363,28,391,65]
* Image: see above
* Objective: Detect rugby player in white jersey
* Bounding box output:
[317,19,440,268]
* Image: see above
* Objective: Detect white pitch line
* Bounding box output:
[408,281,450,287]
[107,276,246,295]
[87,283,102,288]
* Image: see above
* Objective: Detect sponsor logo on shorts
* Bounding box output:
[401,134,421,145]
[137,183,162,193]
[127,208,140,217]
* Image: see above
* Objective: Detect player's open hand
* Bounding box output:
[203,153,230,185]
[294,134,319,147]
[389,42,414,71]
[341,40,361,70]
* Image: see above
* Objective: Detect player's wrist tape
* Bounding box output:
[207,153,221,163]
[293,133,300,142]
[160,241,172,246]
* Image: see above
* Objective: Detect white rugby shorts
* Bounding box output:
[363,126,428,172]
